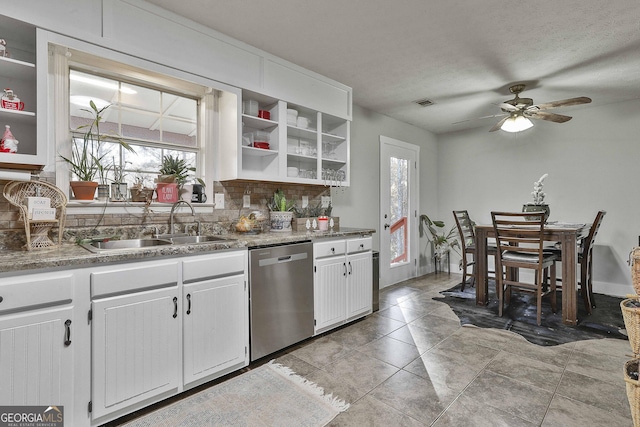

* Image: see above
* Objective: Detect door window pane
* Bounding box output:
[389,156,409,266]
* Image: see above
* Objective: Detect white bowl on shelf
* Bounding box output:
[287,167,299,177]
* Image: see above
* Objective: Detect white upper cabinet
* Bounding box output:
[217,90,351,185]
[1,1,352,178]
[0,15,46,169]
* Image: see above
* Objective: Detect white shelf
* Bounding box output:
[287,152,317,161]
[242,146,278,157]
[287,125,317,139]
[0,108,35,119]
[0,55,36,80]
[242,114,278,130]
[321,132,346,143]
[322,158,347,167]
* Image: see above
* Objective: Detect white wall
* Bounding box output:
[331,105,439,275]
[437,98,640,297]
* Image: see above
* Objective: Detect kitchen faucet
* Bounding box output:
[170,200,195,235]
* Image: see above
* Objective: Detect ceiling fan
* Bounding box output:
[489,84,592,132]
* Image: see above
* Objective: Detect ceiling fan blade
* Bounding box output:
[489,116,509,132]
[525,111,573,123]
[533,96,592,111]
[452,112,506,125]
[498,102,518,112]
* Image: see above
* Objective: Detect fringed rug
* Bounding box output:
[120,361,349,427]
[435,281,628,346]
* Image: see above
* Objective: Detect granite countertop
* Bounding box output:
[0,227,375,275]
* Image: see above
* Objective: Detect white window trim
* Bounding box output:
[43,31,241,209]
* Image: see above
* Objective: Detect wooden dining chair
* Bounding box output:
[453,210,497,292]
[491,211,558,326]
[545,210,606,315]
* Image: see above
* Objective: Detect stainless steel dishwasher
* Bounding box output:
[249,241,314,361]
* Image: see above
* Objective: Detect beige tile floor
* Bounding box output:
[273,272,634,426]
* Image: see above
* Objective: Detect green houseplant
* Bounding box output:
[156,154,201,203]
[158,154,194,186]
[110,160,129,202]
[268,189,295,232]
[60,100,134,200]
[419,214,461,261]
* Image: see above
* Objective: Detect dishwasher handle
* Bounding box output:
[257,251,309,267]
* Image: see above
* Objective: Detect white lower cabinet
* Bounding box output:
[90,260,181,422]
[88,251,248,425]
[314,237,373,334]
[182,251,248,388]
[0,272,75,424]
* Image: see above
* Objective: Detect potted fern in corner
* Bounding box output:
[268,189,295,232]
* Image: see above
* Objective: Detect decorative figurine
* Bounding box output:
[0,125,18,153]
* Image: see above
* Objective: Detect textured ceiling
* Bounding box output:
[144,0,640,134]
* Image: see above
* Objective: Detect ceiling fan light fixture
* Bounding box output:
[501,115,533,133]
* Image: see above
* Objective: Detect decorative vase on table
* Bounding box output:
[522,203,550,222]
[524,173,550,222]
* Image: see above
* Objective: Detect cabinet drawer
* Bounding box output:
[347,237,372,253]
[0,272,73,314]
[314,240,346,258]
[91,261,179,299]
[182,250,246,282]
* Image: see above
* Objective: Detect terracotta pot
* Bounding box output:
[70,181,98,200]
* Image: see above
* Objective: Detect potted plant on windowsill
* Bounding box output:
[156,154,205,203]
[268,189,295,232]
[130,174,154,203]
[110,160,129,202]
[59,100,134,200]
[157,154,192,203]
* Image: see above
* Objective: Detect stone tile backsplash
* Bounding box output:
[0,179,332,248]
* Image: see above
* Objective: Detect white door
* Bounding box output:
[346,251,373,319]
[313,255,347,334]
[379,136,419,287]
[183,274,246,386]
[91,288,180,420]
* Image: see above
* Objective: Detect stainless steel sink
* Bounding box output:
[80,235,234,253]
[81,238,173,253]
[169,235,234,244]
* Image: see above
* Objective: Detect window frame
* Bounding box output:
[45,33,241,207]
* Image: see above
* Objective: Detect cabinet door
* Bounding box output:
[346,251,373,320]
[183,274,247,386]
[91,287,180,420]
[314,256,347,334]
[0,307,73,406]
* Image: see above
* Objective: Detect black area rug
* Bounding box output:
[435,281,628,346]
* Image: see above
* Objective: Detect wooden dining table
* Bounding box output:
[474,222,589,325]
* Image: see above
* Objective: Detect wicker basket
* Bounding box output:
[622,297,640,358]
[625,359,640,427]
[630,247,640,295]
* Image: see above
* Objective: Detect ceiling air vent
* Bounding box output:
[414,98,435,107]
